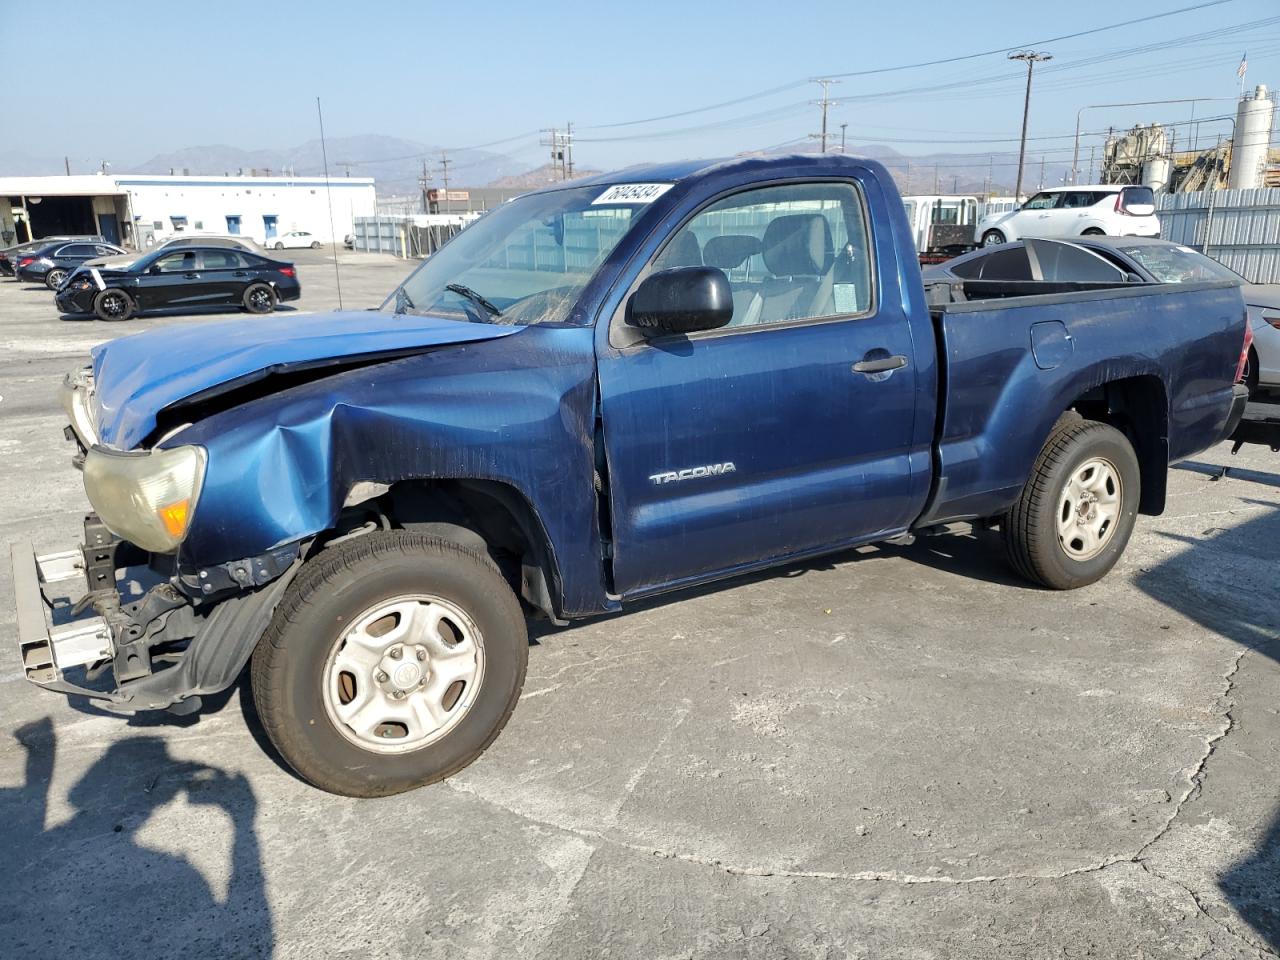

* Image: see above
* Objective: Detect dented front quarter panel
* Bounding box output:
[171,325,612,617]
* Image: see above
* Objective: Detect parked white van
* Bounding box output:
[976,185,1159,246]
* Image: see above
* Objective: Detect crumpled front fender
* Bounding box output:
[173,325,612,617]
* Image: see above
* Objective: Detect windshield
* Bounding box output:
[384,184,654,325]
[1116,244,1242,284]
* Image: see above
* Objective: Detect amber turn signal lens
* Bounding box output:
[159,499,191,537]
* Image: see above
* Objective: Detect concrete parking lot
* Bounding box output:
[1,256,1278,959]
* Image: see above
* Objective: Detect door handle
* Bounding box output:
[233,271,248,277]
[184,272,199,279]
[852,355,908,375]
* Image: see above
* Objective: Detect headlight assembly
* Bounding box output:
[82,445,207,553]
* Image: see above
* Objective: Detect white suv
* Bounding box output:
[977,185,1159,247]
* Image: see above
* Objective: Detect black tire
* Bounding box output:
[1002,417,1141,590]
[310,240,320,249]
[44,268,68,290]
[981,230,1006,246]
[1081,228,1106,236]
[243,282,277,314]
[92,288,134,322]
[274,242,284,250]
[250,531,529,797]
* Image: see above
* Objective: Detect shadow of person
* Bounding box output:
[1,720,273,960]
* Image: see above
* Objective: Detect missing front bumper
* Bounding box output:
[11,541,114,697]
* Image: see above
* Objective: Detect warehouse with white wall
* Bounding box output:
[1,174,376,249]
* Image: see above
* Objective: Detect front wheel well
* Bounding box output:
[1064,375,1169,514]
[330,478,563,622]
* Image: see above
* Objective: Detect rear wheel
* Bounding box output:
[310,240,320,249]
[981,230,1006,247]
[243,282,277,314]
[1081,227,1106,236]
[250,531,529,797]
[1003,417,1140,589]
[44,268,68,290]
[274,242,284,250]
[93,288,134,322]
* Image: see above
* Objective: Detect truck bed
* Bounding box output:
[916,279,1247,527]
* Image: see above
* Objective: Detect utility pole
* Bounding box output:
[419,159,431,213]
[540,128,570,180]
[840,123,847,154]
[933,164,939,192]
[1038,155,1046,190]
[565,122,574,179]
[810,78,841,153]
[438,152,452,213]
[64,156,70,176]
[1008,50,1052,201]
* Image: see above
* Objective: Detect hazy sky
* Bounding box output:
[9,0,1278,173]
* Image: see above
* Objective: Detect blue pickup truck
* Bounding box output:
[13,155,1252,796]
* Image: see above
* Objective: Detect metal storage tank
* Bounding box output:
[1229,84,1275,190]
[1143,156,1172,192]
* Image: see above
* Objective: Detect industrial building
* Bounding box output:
[1100,84,1278,193]
[0,173,376,248]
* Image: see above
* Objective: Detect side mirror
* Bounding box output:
[1125,271,1145,284]
[627,265,733,335]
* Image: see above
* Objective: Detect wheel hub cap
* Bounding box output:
[1057,457,1122,561]
[321,595,484,754]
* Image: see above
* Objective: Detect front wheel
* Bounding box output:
[1002,417,1140,589]
[250,532,529,797]
[981,230,1006,247]
[274,242,284,250]
[45,269,68,290]
[310,241,321,249]
[1081,227,1106,236]
[93,288,134,321]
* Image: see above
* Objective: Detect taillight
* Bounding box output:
[1113,193,1129,215]
[18,257,34,267]
[278,266,295,278]
[1264,313,1280,331]
[1236,314,1254,383]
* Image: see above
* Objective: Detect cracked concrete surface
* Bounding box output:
[1,264,1278,958]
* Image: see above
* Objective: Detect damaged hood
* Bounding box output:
[90,310,523,448]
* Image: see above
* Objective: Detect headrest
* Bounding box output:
[703,234,761,270]
[762,214,833,277]
[654,229,702,269]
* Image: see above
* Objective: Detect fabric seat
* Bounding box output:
[653,229,703,270]
[702,234,763,326]
[756,214,836,325]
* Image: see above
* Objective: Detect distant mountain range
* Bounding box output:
[0,134,1073,197]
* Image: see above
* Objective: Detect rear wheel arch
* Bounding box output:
[1062,375,1169,515]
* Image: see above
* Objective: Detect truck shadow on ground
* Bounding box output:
[1133,497,1280,952]
[1176,459,1280,489]
[1,717,274,959]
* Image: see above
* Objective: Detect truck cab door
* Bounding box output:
[596,177,932,599]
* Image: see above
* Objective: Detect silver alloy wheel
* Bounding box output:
[982,231,1005,246]
[1057,456,1122,561]
[47,269,67,288]
[321,594,485,754]
[248,287,272,311]
[100,291,128,317]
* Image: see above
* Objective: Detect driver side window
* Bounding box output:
[155,251,197,273]
[1022,192,1058,210]
[657,181,873,330]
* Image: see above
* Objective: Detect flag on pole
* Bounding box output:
[1237,51,1248,80]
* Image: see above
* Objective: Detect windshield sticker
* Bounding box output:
[593,183,673,205]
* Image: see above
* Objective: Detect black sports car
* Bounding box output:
[56,245,302,321]
[15,239,126,289]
